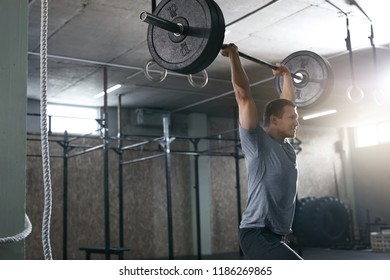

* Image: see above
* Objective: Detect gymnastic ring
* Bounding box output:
[143,59,168,82]
[373,88,387,106]
[188,69,209,89]
[346,85,364,103]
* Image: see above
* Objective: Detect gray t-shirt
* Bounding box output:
[239,124,298,235]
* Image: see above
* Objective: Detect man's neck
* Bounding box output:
[263,126,285,143]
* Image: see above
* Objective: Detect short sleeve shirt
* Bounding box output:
[239,124,298,235]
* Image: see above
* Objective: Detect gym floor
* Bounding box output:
[180,248,390,260]
[297,248,390,260]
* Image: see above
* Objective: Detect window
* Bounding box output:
[355,121,390,148]
[47,104,100,135]
[378,122,390,143]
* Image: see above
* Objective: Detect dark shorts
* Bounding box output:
[239,227,303,260]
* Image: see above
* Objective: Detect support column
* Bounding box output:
[188,113,212,256]
[103,67,111,259]
[341,128,358,237]
[163,115,174,259]
[0,0,28,260]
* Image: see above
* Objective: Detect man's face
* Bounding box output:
[277,106,299,138]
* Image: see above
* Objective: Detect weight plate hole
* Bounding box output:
[294,72,304,84]
[174,23,184,36]
[168,17,189,43]
[293,70,309,88]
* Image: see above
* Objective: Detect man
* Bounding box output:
[221,43,302,260]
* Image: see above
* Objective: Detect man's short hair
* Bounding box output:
[263,99,296,127]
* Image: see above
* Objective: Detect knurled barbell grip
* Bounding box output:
[237,51,277,70]
[236,51,302,80]
[140,11,184,35]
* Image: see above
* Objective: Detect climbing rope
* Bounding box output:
[40,0,53,260]
[0,214,32,245]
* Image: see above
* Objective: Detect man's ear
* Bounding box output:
[270,115,278,125]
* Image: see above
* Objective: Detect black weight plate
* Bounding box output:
[275,51,334,108]
[147,0,224,74]
[186,0,225,74]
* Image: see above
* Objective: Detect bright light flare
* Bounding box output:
[93,84,122,99]
[302,109,337,120]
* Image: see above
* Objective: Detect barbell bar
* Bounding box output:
[140,11,184,36]
[140,0,334,108]
[140,11,304,79]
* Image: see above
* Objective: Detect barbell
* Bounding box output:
[140,0,334,108]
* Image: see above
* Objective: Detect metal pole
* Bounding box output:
[345,17,356,87]
[66,144,104,158]
[62,131,69,260]
[192,140,202,259]
[117,95,125,254]
[140,11,184,35]
[103,66,111,259]
[233,107,243,256]
[163,115,174,259]
[48,115,52,135]
[122,153,166,165]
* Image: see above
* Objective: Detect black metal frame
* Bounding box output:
[27,103,245,261]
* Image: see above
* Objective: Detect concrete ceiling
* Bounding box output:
[27,0,390,128]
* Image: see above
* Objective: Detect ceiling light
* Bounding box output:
[93,84,122,99]
[302,109,337,120]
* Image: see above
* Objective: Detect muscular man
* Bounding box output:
[221,43,302,260]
